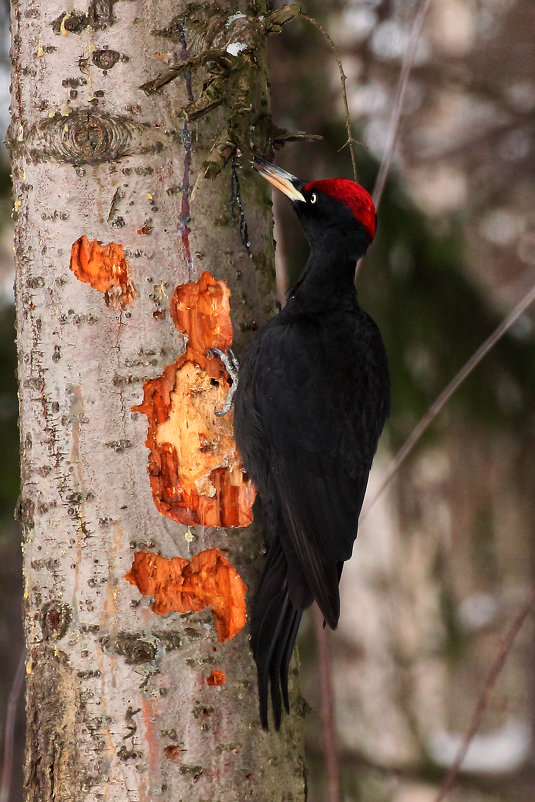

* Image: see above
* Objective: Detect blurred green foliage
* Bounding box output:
[365,168,535,448]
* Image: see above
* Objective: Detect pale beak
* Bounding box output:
[253,158,306,203]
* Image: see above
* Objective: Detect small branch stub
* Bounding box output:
[133,271,255,527]
[125,548,247,642]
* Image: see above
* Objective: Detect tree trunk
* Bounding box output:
[9,1,306,799]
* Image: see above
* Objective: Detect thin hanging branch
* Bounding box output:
[372,0,433,208]
[356,0,431,277]
[292,14,359,797]
[300,13,358,181]
[434,582,535,802]
[362,281,535,518]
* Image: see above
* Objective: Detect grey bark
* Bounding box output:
[9,1,306,799]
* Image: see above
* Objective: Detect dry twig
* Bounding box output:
[434,583,535,801]
[300,13,358,181]
[372,0,433,208]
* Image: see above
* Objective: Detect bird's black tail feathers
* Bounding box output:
[251,539,303,730]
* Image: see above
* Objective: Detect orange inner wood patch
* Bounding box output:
[70,235,137,309]
[133,271,255,527]
[206,669,226,686]
[125,549,247,642]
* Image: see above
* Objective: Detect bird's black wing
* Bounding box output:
[251,312,388,628]
[249,535,302,730]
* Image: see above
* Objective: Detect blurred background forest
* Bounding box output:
[1,1,535,801]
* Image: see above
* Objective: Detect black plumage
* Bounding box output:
[233,160,390,730]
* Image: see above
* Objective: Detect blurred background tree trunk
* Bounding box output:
[269,3,535,800]
[8,1,305,799]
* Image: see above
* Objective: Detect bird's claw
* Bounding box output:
[206,347,240,416]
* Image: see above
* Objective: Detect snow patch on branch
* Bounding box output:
[226,12,246,27]
[226,41,248,57]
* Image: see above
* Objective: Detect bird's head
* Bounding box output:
[253,158,376,259]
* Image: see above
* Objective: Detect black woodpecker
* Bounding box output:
[233,159,390,730]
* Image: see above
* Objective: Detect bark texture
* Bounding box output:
[9,1,306,799]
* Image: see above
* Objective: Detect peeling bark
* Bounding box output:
[10,1,305,799]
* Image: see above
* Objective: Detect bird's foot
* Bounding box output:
[206,348,240,416]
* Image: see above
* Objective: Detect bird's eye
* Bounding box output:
[310,192,318,204]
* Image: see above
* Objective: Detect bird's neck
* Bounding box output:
[289,236,362,314]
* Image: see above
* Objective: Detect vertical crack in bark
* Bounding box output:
[230,157,252,256]
[25,649,79,801]
[177,21,194,278]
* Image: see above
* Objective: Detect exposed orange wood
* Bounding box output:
[169,270,233,355]
[206,670,226,686]
[124,548,247,642]
[69,235,137,309]
[133,271,255,527]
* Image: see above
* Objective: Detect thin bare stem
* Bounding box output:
[372,0,432,209]
[300,14,357,181]
[434,583,535,802]
[0,649,25,802]
[313,606,341,802]
[362,282,535,519]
